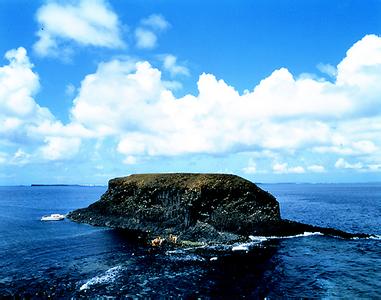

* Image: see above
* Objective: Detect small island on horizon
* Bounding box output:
[31,184,105,187]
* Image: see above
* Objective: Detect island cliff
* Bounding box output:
[68,173,369,244]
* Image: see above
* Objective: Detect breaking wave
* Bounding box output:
[232,232,324,252]
[79,266,123,291]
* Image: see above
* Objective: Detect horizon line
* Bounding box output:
[1,181,381,187]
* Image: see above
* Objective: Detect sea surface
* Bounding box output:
[0,183,380,298]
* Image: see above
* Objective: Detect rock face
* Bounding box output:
[68,173,369,244]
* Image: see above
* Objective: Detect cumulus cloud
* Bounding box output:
[135,14,169,49]
[40,137,81,161]
[123,155,138,165]
[141,14,170,31]
[335,158,381,172]
[134,28,157,49]
[34,0,124,57]
[10,149,31,166]
[1,47,46,143]
[67,34,381,175]
[161,54,189,77]
[0,47,85,163]
[273,163,305,174]
[0,47,40,118]
[307,165,325,173]
[3,34,381,175]
[335,158,363,170]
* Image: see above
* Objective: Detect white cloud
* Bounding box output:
[242,159,257,174]
[161,55,189,77]
[0,47,86,162]
[0,47,40,117]
[0,47,51,141]
[273,163,305,174]
[67,35,381,174]
[123,155,138,165]
[40,137,81,161]
[135,14,169,49]
[335,158,363,170]
[289,166,305,174]
[135,28,157,49]
[3,35,381,176]
[307,165,325,173]
[336,35,381,89]
[141,14,170,31]
[335,158,381,172]
[34,0,124,57]
[10,149,31,166]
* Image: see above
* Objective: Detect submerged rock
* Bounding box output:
[68,173,370,244]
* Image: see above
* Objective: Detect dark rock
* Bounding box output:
[67,173,370,244]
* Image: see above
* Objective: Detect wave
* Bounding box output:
[231,232,381,252]
[79,266,123,291]
[232,243,252,251]
[232,232,324,252]
[165,232,380,257]
[166,254,206,262]
[351,234,381,240]
[368,235,381,240]
[249,231,324,242]
[165,245,207,255]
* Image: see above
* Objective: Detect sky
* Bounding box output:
[1,0,381,185]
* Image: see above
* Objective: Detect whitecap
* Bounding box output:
[79,266,123,291]
[232,244,250,251]
[249,232,323,241]
[168,254,206,262]
[232,232,324,253]
[165,245,207,255]
[248,236,269,242]
[362,234,381,240]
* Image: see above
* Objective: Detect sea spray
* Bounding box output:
[79,266,123,291]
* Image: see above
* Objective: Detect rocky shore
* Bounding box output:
[68,173,370,245]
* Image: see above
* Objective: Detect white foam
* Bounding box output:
[248,236,269,242]
[249,232,323,241]
[165,245,207,255]
[280,232,324,239]
[230,232,325,252]
[167,254,206,262]
[79,266,122,291]
[364,234,381,240]
[232,244,250,251]
[210,257,218,261]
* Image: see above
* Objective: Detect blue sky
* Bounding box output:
[1,0,381,185]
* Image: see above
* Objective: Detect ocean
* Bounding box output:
[0,183,380,298]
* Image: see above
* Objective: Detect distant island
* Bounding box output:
[31,184,104,187]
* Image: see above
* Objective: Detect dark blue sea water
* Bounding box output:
[0,184,380,298]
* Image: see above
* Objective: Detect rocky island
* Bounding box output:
[68,173,370,245]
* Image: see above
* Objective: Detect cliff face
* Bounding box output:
[68,173,370,244]
[68,173,280,243]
